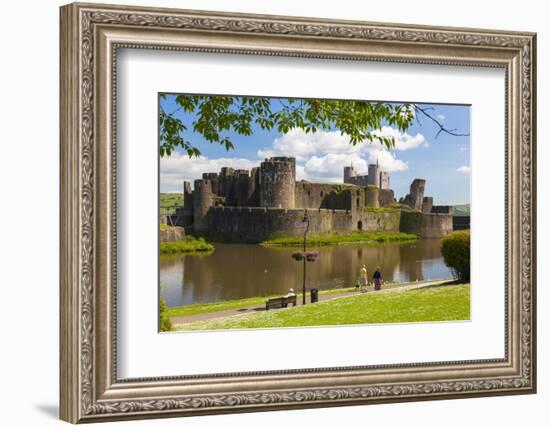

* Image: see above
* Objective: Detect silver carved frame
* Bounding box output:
[59,2,537,423]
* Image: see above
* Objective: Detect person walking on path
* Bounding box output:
[359,264,368,292]
[373,267,383,291]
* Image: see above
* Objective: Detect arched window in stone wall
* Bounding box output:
[357,220,363,231]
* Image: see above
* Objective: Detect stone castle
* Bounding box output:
[166,157,453,242]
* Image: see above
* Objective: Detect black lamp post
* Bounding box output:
[302,209,310,305]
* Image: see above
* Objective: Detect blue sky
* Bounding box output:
[160,95,470,205]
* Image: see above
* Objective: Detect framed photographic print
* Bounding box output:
[60,2,537,423]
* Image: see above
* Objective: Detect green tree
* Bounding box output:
[440,230,470,282]
[159,95,418,157]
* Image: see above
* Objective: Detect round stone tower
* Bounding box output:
[367,163,380,187]
[343,166,356,184]
[193,179,214,232]
[365,185,380,208]
[259,157,296,208]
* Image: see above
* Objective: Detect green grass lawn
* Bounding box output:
[166,287,362,318]
[261,232,418,246]
[175,283,470,331]
[165,283,413,318]
[159,236,214,254]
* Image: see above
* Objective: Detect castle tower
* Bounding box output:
[259,157,296,208]
[177,180,195,228]
[379,171,390,190]
[202,172,219,194]
[236,170,251,206]
[408,178,426,211]
[182,181,194,216]
[365,186,380,208]
[367,163,380,187]
[248,167,261,206]
[193,179,215,232]
[343,165,357,184]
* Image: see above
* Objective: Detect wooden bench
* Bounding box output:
[265,295,297,310]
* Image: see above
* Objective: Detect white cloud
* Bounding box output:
[368,150,408,172]
[370,126,428,151]
[160,151,259,190]
[456,165,470,173]
[257,127,419,181]
[303,154,368,182]
[260,127,427,161]
[257,128,357,161]
[437,114,446,122]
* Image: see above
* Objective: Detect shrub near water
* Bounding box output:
[440,230,470,281]
[159,296,173,332]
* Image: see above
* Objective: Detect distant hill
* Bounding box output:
[160,193,183,215]
[452,204,470,216]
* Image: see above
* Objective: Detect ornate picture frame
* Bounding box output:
[60,2,536,423]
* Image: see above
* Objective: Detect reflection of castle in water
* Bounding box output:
[159,240,452,306]
[166,157,453,241]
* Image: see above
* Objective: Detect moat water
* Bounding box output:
[160,239,453,307]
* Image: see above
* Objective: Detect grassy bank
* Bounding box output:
[176,283,470,330]
[159,236,214,254]
[166,281,431,318]
[261,231,417,246]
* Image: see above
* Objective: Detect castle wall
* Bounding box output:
[378,189,395,207]
[294,182,360,211]
[453,216,470,230]
[167,206,193,228]
[422,196,433,214]
[346,175,369,186]
[420,213,453,238]
[431,205,453,214]
[197,206,402,243]
[202,207,354,243]
[356,210,401,233]
[399,210,453,238]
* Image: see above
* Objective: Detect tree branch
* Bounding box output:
[413,105,469,138]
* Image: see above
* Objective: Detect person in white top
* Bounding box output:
[359,265,368,292]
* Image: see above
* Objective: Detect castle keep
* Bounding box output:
[168,157,453,242]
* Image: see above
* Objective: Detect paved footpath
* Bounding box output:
[171,279,453,326]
